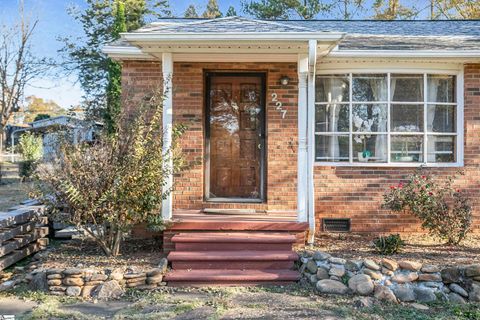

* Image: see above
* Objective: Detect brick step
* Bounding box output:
[165,269,300,286]
[172,232,296,251]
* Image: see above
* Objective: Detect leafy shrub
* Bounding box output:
[373,234,405,255]
[34,88,185,256]
[18,132,43,179]
[383,171,472,245]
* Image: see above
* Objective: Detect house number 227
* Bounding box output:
[271,93,287,119]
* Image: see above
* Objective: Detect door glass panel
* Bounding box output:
[208,75,263,199]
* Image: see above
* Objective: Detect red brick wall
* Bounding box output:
[314,63,480,234]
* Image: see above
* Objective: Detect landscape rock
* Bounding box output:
[309,274,318,284]
[329,257,346,265]
[46,268,64,275]
[316,279,349,295]
[418,273,442,282]
[316,267,329,280]
[363,268,382,280]
[146,268,163,277]
[345,260,362,272]
[92,280,124,300]
[146,274,163,285]
[391,272,419,284]
[382,258,398,271]
[398,261,422,272]
[469,283,480,302]
[81,285,96,298]
[89,273,108,282]
[63,268,83,276]
[63,277,84,286]
[414,287,436,303]
[449,283,468,298]
[49,286,67,291]
[47,274,62,280]
[465,265,480,278]
[306,260,318,274]
[441,267,461,284]
[109,268,124,281]
[329,265,345,277]
[29,271,48,292]
[47,279,62,286]
[66,286,82,297]
[313,251,331,261]
[354,297,374,308]
[393,285,416,302]
[448,292,467,304]
[0,280,16,291]
[123,273,146,280]
[158,258,168,273]
[374,285,397,303]
[410,303,429,311]
[421,265,440,273]
[381,267,394,277]
[348,274,374,296]
[364,259,381,271]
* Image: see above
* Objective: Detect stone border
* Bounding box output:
[24,258,168,299]
[299,251,480,304]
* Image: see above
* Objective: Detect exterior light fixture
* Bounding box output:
[280,76,290,86]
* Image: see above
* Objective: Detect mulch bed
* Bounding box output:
[308,233,480,267]
[41,238,166,270]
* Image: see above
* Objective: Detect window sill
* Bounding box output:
[314,162,464,168]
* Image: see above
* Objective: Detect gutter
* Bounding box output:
[329,49,480,59]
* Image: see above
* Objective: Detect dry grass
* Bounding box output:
[308,233,480,267]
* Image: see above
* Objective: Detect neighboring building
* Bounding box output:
[104,17,480,282]
[11,116,101,159]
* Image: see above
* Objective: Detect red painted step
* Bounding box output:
[168,250,298,270]
[172,232,296,251]
[165,269,301,286]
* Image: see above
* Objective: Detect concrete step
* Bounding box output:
[165,269,301,286]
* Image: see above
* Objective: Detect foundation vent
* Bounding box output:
[322,218,351,232]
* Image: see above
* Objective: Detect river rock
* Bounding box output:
[381,267,394,277]
[329,257,346,265]
[469,283,480,302]
[382,258,398,271]
[421,265,440,273]
[363,268,382,280]
[348,274,374,296]
[418,273,442,282]
[313,251,331,261]
[449,283,468,297]
[66,286,82,297]
[345,260,362,272]
[391,272,418,283]
[393,285,416,302]
[398,261,422,271]
[316,267,329,280]
[329,265,345,277]
[316,279,349,295]
[414,287,436,302]
[364,259,381,271]
[441,267,460,284]
[374,285,397,303]
[448,292,466,304]
[92,280,124,300]
[465,265,480,278]
[63,277,84,286]
[306,260,318,274]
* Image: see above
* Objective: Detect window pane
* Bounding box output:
[316,75,349,103]
[391,74,424,102]
[352,74,387,102]
[427,75,455,103]
[315,135,349,162]
[315,104,349,132]
[353,134,387,163]
[427,104,455,132]
[391,104,424,132]
[427,136,455,163]
[352,104,387,132]
[391,135,423,162]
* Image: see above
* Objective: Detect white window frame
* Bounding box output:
[314,67,464,167]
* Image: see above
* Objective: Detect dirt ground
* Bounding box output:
[0,180,31,212]
[308,233,480,267]
[1,285,479,320]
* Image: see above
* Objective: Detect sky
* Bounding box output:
[0,0,429,109]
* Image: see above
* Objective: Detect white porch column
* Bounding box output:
[307,40,317,243]
[162,52,173,220]
[297,54,308,222]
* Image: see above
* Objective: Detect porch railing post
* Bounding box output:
[297,54,309,223]
[307,40,317,244]
[162,52,173,220]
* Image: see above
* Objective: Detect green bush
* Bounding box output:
[373,234,405,255]
[18,132,43,179]
[383,171,472,245]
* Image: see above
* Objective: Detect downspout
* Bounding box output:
[307,40,317,244]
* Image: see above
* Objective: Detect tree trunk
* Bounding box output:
[112,229,122,256]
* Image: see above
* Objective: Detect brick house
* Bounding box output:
[104,17,480,284]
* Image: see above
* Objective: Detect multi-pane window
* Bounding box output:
[315,73,458,164]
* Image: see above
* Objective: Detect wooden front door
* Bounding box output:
[206,73,266,201]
